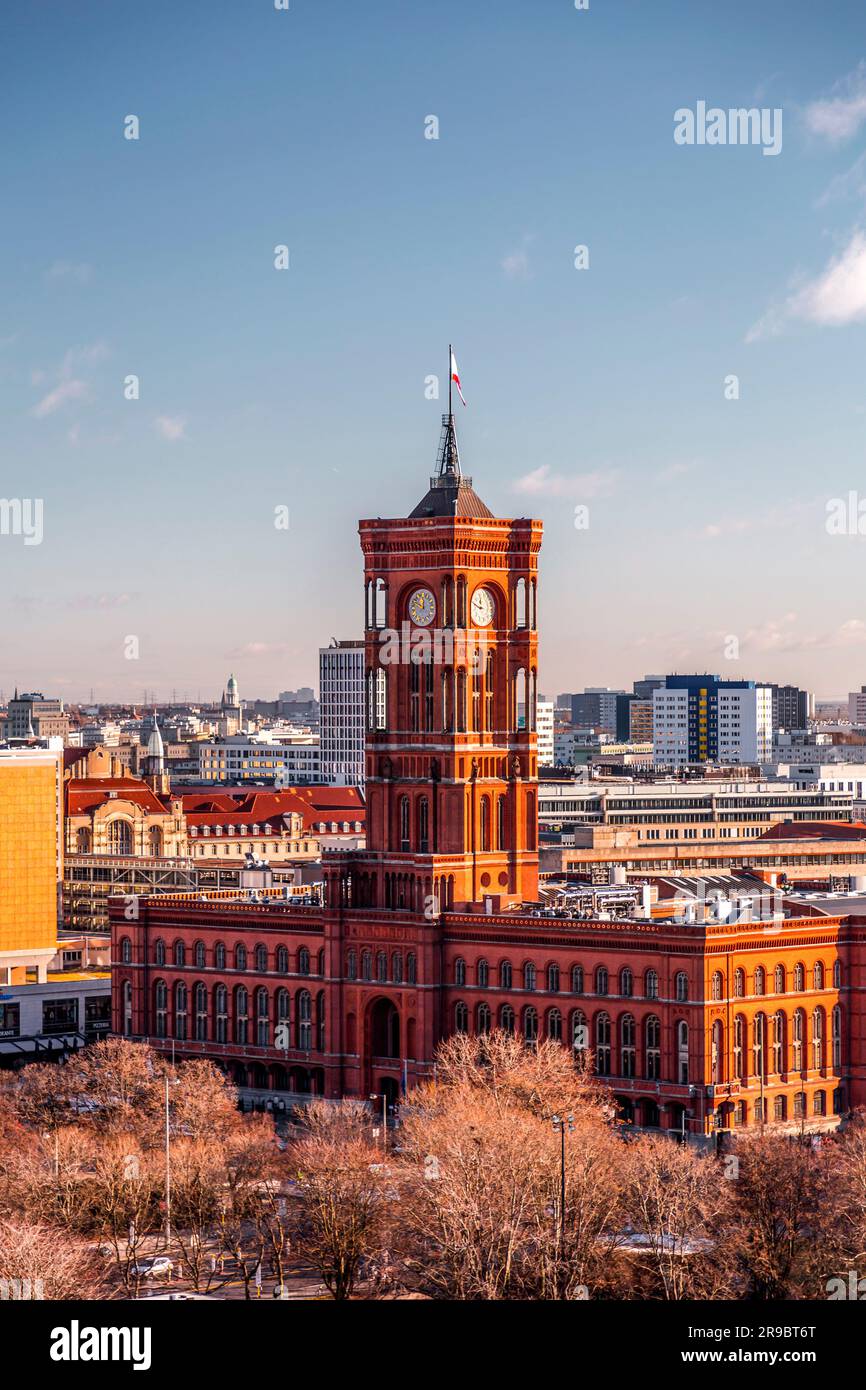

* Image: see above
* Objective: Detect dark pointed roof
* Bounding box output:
[409,413,493,519]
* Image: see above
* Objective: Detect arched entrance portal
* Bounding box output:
[369,997,400,1059]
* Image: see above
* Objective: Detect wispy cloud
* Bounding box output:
[746,230,866,340]
[154,415,186,441]
[805,62,866,144]
[33,378,88,418]
[702,498,817,539]
[66,593,134,611]
[230,641,290,657]
[732,613,866,654]
[44,260,93,285]
[31,341,108,418]
[656,461,695,484]
[512,464,617,500]
[815,151,866,209]
[500,233,534,281]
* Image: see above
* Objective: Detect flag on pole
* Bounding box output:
[450,349,467,406]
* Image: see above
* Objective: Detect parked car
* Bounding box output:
[130,1256,172,1280]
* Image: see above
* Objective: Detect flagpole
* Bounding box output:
[448,342,452,417]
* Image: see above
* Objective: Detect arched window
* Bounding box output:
[479,797,490,852]
[595,966,608,996]
[832,1005,842,1069]
[361,949,372,981]
[813,1090,826,1117]
[76,828,91,853]
[274,988,290,1044]
[407,952,417,984]
[571,1010,588,1054]
[154,980,167,1037]
[154,939,165,967]
[675,972,688,1002]
[794,962,805,991]
[456,576,468,627]
[676,1020,689,1084]
[234,986,248,1044]
[214,942,226,970]
[645,1015,661,1078]
[734,968,745,998]
[477,959,489,987]
[812,1007,824,1069]
[255,988,269,1046]
[215,984,228,1043]
[497,796,505,852]
[523,961,536,991]
[571,964,584,994]
[523,1006,538,1042]
[595,1013,611,1074]
[793,1091,806,1119]
[174,982,187,1040]
[455,1002,469,1034]
[734,1015,746,1081]
[376,951,387,983]
[235,944,247,972]
[515,577,527,628]
[454,958,466,987]
[774,1095,787,1122]
[172,940,185,968]
[620,967,633,998]
[711,971,723,1001]
[400,796,410,851]
[814,961,825,991]
[391,951,403,984]
[772,1011,785,1074]
[194,982,207,1040]
[477,1002,491,1034]
[255,944,267,973]
[754,966,765,997]
[148,827,163,856]
[298,947,310,976]
[792,1009,805,1072]
[194,940,206,969]
[277,945,289,974]
[500,1003,515,1034]
[774,964,786,994]
[547,1008,562,1042]
[297,990,312,1050]
[316,991,326,1051]
[547,963,560,993]
[500,960,512,989]
[108,819,133,855]
[620,1014,636,1076]
[644,969,658,1000]
[833,959,842,989]
[120,937,132,965]
[418,797,429,853]
[753,1013,767,1080]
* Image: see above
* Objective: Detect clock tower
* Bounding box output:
[329,411,542,916]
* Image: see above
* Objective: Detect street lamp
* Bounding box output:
[369,1093,388,1151]
[164,1074,180,1250]
[551,1113,574,1292]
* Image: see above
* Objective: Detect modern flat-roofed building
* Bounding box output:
[319,641,365,786]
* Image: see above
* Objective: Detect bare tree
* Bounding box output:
[0,1218,112,1300]
[290,1101,387,1300]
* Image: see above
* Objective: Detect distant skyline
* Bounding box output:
[4,1,866,701]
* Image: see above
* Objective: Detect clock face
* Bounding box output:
[470,586,494,627]
[408,587,436,627]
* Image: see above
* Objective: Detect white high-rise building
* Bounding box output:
[849,687,866,726]
[718,686,773,766]
[536,699,554,768]
[319,641,365,786]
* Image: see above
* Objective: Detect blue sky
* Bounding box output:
[3,0,866,702]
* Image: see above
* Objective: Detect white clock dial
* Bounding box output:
[470,587,494,627]
[408,587,436,627]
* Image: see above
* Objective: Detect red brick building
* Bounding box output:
[111,418,866,1134]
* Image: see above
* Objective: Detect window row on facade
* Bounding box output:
[119,937,324,976]
[710,960,841,999]
[450,959,692,1001]
[129,981,326,1051]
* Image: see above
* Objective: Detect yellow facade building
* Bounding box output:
[0,746,62,982]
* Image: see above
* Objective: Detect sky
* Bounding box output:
[3,0,866,703]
